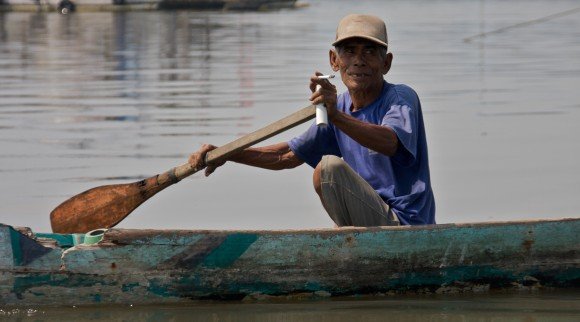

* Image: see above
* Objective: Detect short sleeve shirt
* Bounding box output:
[288,81,435,225]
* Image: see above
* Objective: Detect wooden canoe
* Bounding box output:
[1,218,579,306]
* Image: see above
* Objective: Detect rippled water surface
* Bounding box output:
[2,292,580,321]
[1,0,579,233]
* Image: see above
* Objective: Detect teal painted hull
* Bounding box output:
[1,218,579,306]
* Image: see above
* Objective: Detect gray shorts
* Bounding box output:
[319,155,400,227]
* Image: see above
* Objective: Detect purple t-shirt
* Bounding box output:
[288,81,435,225]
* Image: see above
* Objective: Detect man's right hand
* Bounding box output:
[188,144,224,177]
[309,71,338,120]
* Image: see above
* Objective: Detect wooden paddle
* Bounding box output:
[50,105,316,234]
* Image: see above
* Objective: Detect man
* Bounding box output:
[189,14,435,226]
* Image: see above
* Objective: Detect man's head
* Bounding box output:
[330,14,393,94]
[333,14,388,50]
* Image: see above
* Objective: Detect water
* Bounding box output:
[1,292,579,321]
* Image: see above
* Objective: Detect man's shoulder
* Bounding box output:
[385,82,420,106]
[386,82,418,97]
[336,91,351,111]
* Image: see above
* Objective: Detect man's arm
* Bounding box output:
[190,142,303,177]
[310,74,398,157]
[330,112,398,156]
[228,142,304,170]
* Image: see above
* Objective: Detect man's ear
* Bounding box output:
[329,49,340,72]
[383,52,393,75]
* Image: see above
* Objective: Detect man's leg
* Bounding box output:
[313,155,399,227]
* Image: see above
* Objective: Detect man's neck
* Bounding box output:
[349,81,384,112]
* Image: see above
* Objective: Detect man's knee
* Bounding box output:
[320,155,348,176]
[314,155,348,195]
[313,162,322,196]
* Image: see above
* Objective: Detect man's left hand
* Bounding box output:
[188,144,224,177]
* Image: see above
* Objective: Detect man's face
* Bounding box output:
[330,39,392,92]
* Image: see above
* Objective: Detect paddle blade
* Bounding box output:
[50,176,171,234]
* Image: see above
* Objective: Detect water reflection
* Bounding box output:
[111,12,131,82]
[0,11,263,132]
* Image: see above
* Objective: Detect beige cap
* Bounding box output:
[332,14,388,49]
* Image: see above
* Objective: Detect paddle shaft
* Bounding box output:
[50,105,316,234]
[166,104,316,182]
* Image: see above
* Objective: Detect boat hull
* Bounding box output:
[1,218,579,306]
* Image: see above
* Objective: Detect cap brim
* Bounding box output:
[332,35,388,49]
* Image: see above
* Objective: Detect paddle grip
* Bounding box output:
[315,84,328,127]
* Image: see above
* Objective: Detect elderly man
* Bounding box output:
[190,14,435,226]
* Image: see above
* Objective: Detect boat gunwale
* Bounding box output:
[8,217,578,247]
